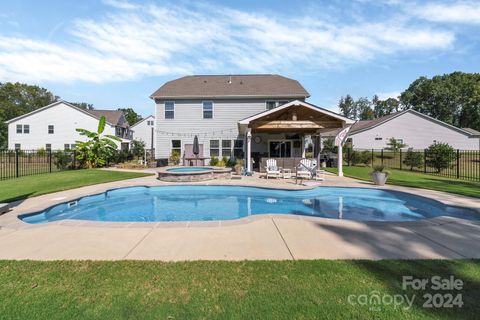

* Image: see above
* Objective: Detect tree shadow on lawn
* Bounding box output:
[315,221,480,318]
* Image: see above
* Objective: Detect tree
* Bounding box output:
[385,137,407,153]
[75,116,121,168]
[338,95,356,119]
[425,142,456,173]
[400,72,480,130]
[321,137,337,154]
[403,148,423,170]
[70,102,94,110]
[372,95,400,118]
[118,107,142,126]
[0,82,57,148]
[356,97,374,120]
[131,139,145,158]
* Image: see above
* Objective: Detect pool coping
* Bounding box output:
[1,173,479,230]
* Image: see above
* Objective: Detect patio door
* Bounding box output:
[269,141,292,157]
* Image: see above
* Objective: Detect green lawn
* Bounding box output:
[326,166,480,198]
[0,260,478,319]
[0,169,153,203]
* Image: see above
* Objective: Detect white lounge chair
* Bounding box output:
[265,159,281,179]
[296,158,315,180]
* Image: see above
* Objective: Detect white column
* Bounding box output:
[338,143,343,177]
[301,135,306,158]
[246,130,252,174]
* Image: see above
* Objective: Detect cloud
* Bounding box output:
[0,1,456,83]
[411,1,480,24]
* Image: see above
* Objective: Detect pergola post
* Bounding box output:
[246,129,252,174]
[301,135,306,158]
[338,143,343,177]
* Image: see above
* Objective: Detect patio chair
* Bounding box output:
[315,169,326,181]
[265,159,281,179]
[296,158,316,180]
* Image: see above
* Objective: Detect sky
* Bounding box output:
[0,0,479,117]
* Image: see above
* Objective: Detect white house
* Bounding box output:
[6,100,133,150]
[131,115,155,150]
[345,110,480,150]
[151,74,354,170]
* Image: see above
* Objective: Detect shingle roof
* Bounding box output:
[150,74,310,99]
[462,128,480,136]
[349,112,402,134]
[86,110,127,127]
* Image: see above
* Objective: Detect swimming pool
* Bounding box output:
[20,186,479,224]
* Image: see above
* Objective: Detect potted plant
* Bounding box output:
[234,159,244,175]
[371,165,390,186]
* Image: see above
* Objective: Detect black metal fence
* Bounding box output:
[344,148,480,182]
[0,149,78,181]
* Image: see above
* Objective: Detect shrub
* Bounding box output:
[322,137,337,154]
[116,161,146,169]
[425,142,455,173]
[53,151,72,169]
[226,157,236,167]
[403,148,423,170]
[36,148,47,157]
[131,140,146,158]
[169,150,181,165]
[209,156,219,166]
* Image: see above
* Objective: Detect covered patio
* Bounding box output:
[238,100,354,176]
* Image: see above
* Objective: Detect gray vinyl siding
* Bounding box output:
[154,98,298,159]
[350,111,480,150]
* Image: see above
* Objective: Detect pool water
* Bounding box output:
[20,186,479,224]
[166,167,212,173]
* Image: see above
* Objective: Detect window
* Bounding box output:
[147,120,154,126]
[171,140,181,154]
[64,144,70,150]
[48,125,54,134]
[14,143,21,150]
[16,124,22,134]
[266,100,289,110]
[396,139,404,144]
[374,137,383,141]
[165,101,175,119]
[222,140,232,157]
[71,144,76,149]
[203,101,213,119]
[234,139,244,158]
[209,140,219,157]
[23,125,30,134]
[266,101,276,110]
[45,144,52,151]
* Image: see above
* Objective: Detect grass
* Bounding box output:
[0,260,478,319]
[326,166,480,198]
[0,169,153,203]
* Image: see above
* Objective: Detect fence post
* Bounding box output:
[424,149,427,173]
[15,149,19,178]
[371,148,374,166]
[399,149,402,170]
[347,148,351,166]
[48,149,52,173]
[456,149,460,179]
[381,149,384,166]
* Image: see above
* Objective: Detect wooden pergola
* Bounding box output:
[238,100,354,176]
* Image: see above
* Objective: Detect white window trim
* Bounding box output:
[209,139,220,157]
[202,101,214,119]
[171,139,182,156]
[164,101,175,120]
[265,101,277,110]
[48,125,54,134]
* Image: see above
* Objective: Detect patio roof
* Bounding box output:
[238,100,354,134]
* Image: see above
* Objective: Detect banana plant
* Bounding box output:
[75,116,122,168]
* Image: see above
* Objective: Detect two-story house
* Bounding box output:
[151,74,354,171]
[6,100,133,150]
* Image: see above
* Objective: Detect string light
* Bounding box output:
[155,128,239,138]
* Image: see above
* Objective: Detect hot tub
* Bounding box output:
[157,166,232,182]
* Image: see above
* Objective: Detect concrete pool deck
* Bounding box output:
[0,169,479,260]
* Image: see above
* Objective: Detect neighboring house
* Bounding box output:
[131,115,155,150]
[323,109,480,150]
[150,74,354,169]
[6,100,133,150]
